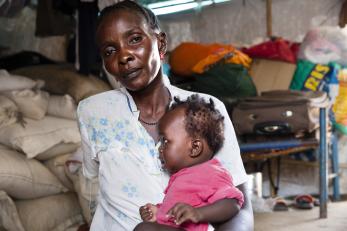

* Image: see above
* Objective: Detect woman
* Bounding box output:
[77,1,253,230]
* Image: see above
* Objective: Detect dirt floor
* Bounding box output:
[254,201,347,231]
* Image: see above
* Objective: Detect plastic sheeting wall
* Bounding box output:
[0,0,343,60]
[0,7,67,61]
[160,0,342,50]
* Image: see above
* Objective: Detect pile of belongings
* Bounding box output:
[291,26,347,135]
[168,42,257,109]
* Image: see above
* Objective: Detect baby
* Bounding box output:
[137,94,244,231]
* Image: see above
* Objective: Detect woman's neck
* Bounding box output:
[129,74,170,143]
[130,75,170,119]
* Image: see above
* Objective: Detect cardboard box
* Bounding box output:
[250,59,297,94]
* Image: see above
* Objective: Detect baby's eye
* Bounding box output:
[129,35,143,44]
[158,136,168,149]
[162,138,168,147]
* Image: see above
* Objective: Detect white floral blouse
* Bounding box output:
[77,77,248,231]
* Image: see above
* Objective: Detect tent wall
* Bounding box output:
[160,0,342,50]
[0,0,343,59]
[0,7,67,61]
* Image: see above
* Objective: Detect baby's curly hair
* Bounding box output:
[171,94,225,155]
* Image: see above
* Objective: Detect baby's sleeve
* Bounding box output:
[198,170,244,207]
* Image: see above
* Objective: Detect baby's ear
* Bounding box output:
[190,139,203,158]
[157,32,167,55]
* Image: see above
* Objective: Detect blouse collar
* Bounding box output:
[119,75,174,115]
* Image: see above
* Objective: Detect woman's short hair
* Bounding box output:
[97,0,161,31]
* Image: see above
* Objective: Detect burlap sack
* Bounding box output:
[44,153,74,191]
[0,95,19,129]
[0,191,25,231]
[0,116,81,159]
[0,69,38,92]
[0,149,67,199]
[3,89,49,120]
[47,94,77,120]
[35,142,80,161]
[15,193,84,231]
[0,144,10,150]
[12,64,111,102]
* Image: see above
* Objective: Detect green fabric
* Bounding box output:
[290,60,336,91]
[176,63,257,103]
[290,60,315,90]
[334,123,347,135]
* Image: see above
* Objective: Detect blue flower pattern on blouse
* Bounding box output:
[103,208,132,230]
[81,111,161,201]
[122,182,139,198]
[81,114,157,157]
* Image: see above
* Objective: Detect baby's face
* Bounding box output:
[96,10,162,92]
[158,106,192,174]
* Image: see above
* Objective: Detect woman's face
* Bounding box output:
[96,10,163,91]
[158,106,192,174]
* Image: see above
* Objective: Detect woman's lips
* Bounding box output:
[122,68,142,79]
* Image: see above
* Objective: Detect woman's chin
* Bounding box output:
[122,78,150,92]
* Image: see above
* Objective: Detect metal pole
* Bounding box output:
[331,130,340,201]
[319,108,328,218]
[266,0,272,37]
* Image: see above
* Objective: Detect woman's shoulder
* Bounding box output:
[77,89,126,117]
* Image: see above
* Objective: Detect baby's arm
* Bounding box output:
[137,204,184,231]
[167,198,240,226]
[139,203,158,222]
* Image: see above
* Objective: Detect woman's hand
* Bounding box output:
[139,203,158,222]
[167,203,202,225]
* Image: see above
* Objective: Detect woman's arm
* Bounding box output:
[214,183,254,231]
[77,104,99,180]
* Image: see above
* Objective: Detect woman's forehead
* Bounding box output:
[101,9,149,29]
[96,10,152,44]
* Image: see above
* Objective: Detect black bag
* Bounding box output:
[232,90,329,136]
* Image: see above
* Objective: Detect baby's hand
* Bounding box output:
[167,203,202,225]
[139,203,157,222]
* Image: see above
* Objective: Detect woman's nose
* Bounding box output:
[119,50,134,64]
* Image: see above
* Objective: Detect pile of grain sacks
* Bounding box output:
[0,67,108,231]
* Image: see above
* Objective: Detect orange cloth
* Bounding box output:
[333,70,347,125]
[169,42,251,76]
[193,45,251,74]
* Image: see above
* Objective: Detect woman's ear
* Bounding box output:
[157,32,167,56]
[190,139,203,158]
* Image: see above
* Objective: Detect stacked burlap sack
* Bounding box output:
[0,66,108,231]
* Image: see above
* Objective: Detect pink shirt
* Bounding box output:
[156,158,244,231]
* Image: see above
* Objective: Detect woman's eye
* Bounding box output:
[129,36,142,44]
[103,47,116,57]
